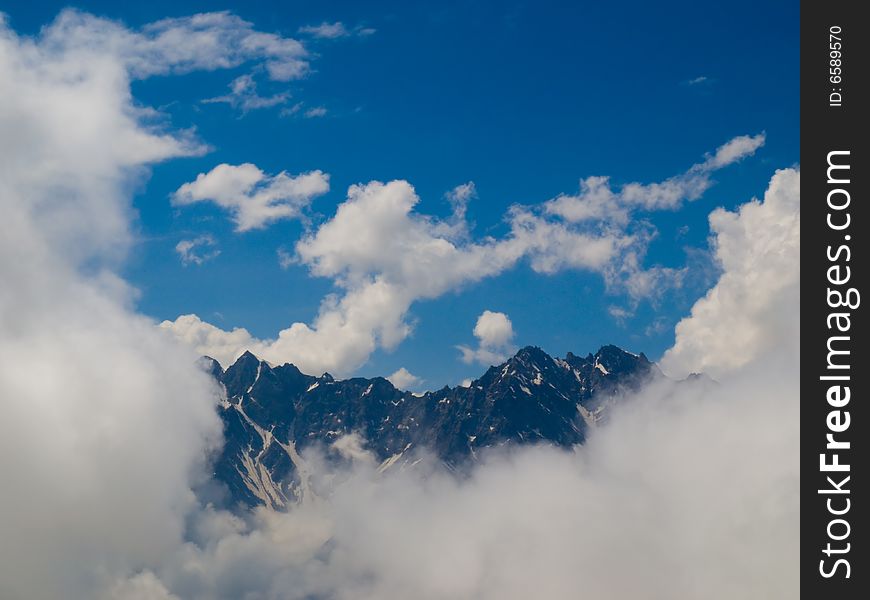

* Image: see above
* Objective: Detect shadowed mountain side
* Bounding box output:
[207,345,663,509]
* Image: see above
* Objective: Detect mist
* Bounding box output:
[117,354,797,600]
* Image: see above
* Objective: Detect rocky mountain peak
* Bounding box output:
[209,343,664,509]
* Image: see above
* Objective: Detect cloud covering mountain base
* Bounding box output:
[116,361,799,600]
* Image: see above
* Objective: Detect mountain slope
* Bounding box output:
[207,345,661,509]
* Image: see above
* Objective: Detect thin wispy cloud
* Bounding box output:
[175,235,221,266]
[304,106,328,118]
[280,101,304,117]
[277,247,295,269]
[298,21,377,39]
[203,74,290,113]
[299,21,350,38]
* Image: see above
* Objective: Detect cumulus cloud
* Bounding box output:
[386,367,422,390]
[173,163,330,231]
[166,180,506,373]
[165,138,764,376]
[660,168,800,378]
[458,310,516,365]
[0,12,225,598]
[473,310,514,347]
[176,235,220,266]
[158,314,259,368]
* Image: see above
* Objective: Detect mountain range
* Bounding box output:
[204,345,664,509]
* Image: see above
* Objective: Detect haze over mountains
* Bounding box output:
[207,344,665,509]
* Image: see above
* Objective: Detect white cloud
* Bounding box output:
[304,106,328,118]
[175,235,220,266]
[545,133,766,224]
[702,133,767,170]
[386,367,422,389]
[660,168,800,379]
[446,181,476,204]
[165,179,513,374]
[40,9,309,82]
[203,73,290,112]
[280,102,301,117]
[158,314,259,368]
[116,348,799,600]
[298,21,376,39]
[165,138,764,375]
[458,310,516,365]
[444,181,476,232]
[331,433,377,464]
[108,572,181,600]
[277,247,295,269]
[173,163,330,231]
[0,12,225,597]
[607,305,632,322]
[298,21,350,39]
[474,310,513,347]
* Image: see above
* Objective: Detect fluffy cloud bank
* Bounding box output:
[131,367,797,600]
[164,135,763,375]
[660,168,800,379]
[0,10,237,598]
[173,163,330,231]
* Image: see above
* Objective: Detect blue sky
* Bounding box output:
[4,0,799,387]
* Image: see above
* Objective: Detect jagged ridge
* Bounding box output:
[207,345,661,509]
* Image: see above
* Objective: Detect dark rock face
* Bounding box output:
[209,345,661,509]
